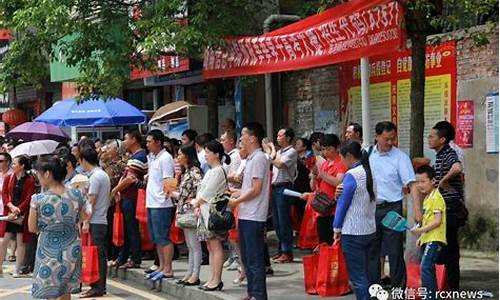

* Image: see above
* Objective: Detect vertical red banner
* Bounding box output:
[455,100,474,148]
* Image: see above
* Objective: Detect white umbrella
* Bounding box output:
[10,140,59,158]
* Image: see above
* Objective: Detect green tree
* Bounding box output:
[0,0,266,100]
[404,0,497,158]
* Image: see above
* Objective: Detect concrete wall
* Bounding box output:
[455,27,499,250]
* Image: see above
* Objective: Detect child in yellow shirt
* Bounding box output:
[411,165,447,299]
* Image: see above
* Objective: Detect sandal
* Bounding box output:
[150,272,167,282]
[80,289,104,298]
[119,261,141,269]
[145,271,160,280]
[109,260,122,268]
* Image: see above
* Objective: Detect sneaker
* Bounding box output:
[226,260,240,271]
[223,256,235,268]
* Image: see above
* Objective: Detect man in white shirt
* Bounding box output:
[195,133,215,174]
[229,122,270,300]
[221,130,242,189]
[145,130,176,280]
[269,128,298,263]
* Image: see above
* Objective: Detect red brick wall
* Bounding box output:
[282,65,340,138]
[456,26,499,81]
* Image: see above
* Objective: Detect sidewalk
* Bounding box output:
[112,237,499,300]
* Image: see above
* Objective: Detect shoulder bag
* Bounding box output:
[207,167,235,231]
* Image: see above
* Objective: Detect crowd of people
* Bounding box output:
[0,117,467,300]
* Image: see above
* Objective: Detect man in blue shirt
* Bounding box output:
[368,121,422,288]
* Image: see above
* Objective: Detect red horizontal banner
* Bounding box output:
[130,56,189,80]
[203,0,405,79]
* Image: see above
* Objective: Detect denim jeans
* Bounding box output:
[271,183,293,255]
[118,199,142,264]
[421,242,443,299]
[341,233,375,300]
[239,219,267,300]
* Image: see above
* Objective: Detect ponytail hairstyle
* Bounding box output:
[339,141,375,201]
[35,155,68,182]
[205,140,231,165]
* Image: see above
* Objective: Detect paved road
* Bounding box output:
[0,263,173,300]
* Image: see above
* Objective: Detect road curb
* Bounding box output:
[109,266,239,300]
[461,250,498,261]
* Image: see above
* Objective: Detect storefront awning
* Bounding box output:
[203,0,405,79]
[149,100,192,124]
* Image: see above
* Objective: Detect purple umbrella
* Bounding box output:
[6,121,70,142]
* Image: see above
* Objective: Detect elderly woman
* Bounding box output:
[28,156,91,299]
[0,155,36,277]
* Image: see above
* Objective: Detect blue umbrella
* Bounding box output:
[35,97,146,127]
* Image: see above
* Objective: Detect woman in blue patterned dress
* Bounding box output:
[28,156,91,300]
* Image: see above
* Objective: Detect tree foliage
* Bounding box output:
[0,0,267,99]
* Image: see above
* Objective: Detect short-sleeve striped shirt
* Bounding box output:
[433,144,463,205]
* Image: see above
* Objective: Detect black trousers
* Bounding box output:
[106,207,119,261]
[90,224,108,294]
[440,223,460,291]
[368,201,406,288]
[316,215,334,246]
[21,234,37,273]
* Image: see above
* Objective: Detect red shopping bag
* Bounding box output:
[229,207,239,241]
[297,196,319,249]
[303,253,320,295]
[170,220,185,245]
[407,262,448,299]
[316,243,351,297]
[139,223,154,251]
[81,233,100,284]
[135,189,147,224]
[112,197,125,247]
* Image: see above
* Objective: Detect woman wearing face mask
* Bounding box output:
[192,140,231,292]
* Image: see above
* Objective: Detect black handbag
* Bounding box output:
[208,207,235,231]
[207,169,235,231]
[311,191,335,217]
